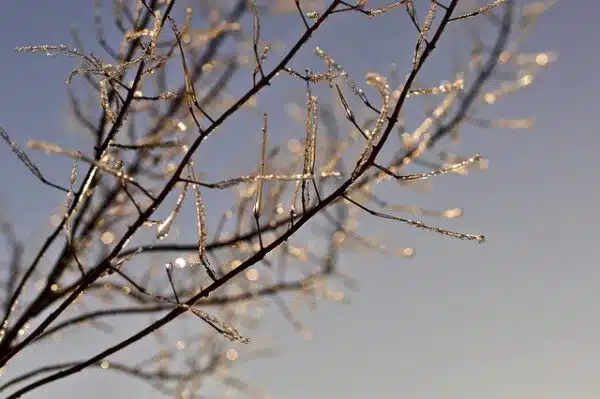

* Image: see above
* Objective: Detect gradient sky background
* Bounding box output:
[1,1,600,399]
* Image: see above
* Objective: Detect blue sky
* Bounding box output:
[1,1,599,398]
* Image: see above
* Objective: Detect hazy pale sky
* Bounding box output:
[1,1,599,399]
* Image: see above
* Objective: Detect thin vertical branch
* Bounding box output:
[253,113,268,249]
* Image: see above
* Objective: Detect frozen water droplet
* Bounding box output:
[369,9,384,18]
